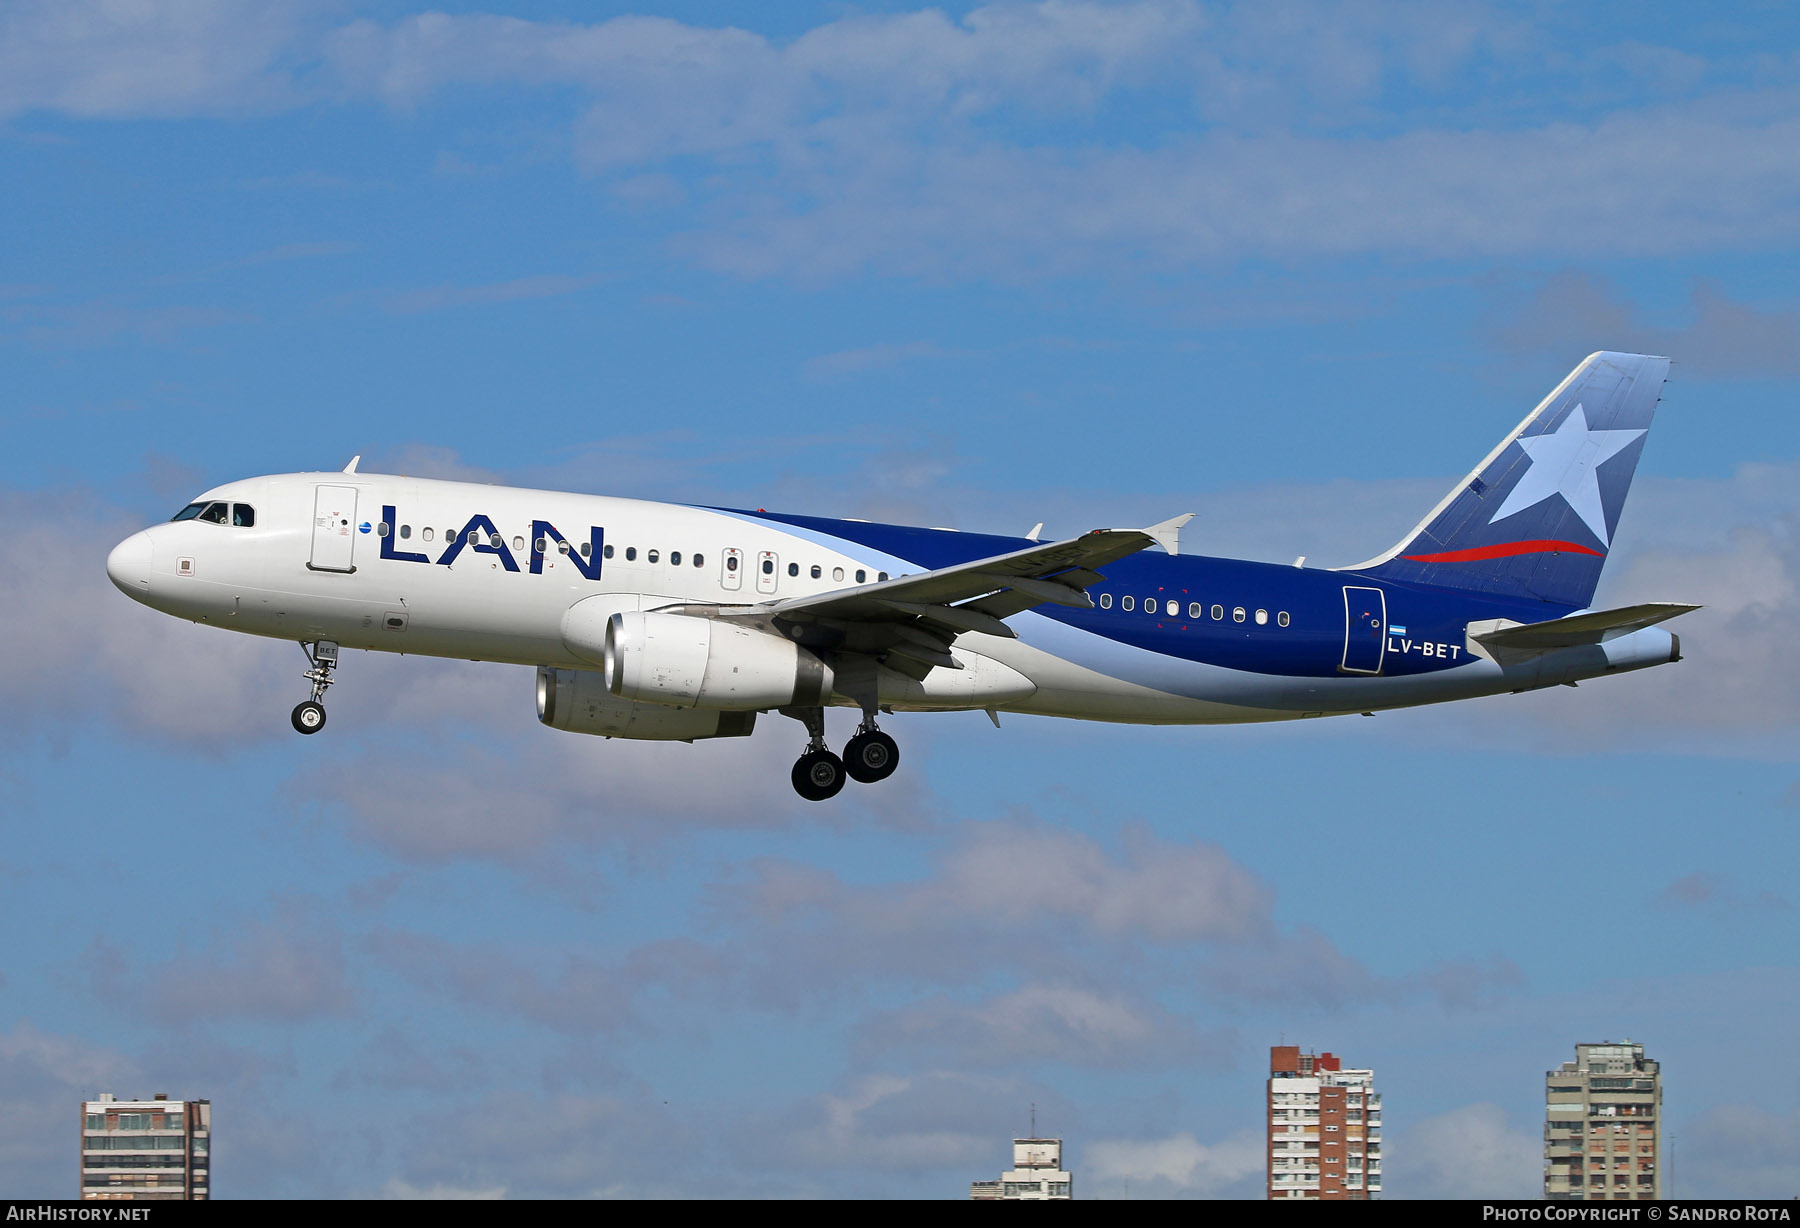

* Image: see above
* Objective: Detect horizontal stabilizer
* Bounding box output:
[1469,602,1699,656]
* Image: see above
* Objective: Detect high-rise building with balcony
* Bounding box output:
[1544,1041,1661,1200]
[970,1136,1072,1200]
[80,1093,211,1200]
[1267,1046,1381,1199]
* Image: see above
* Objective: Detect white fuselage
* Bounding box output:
[106,471,1680,727]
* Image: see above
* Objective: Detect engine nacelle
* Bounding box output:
[537,667,756,740]
[604,610,833,710]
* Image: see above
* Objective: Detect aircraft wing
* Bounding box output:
[705,515,1191,677]
[1468,602,1699,658]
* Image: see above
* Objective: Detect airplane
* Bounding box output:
[107,351,1694,801]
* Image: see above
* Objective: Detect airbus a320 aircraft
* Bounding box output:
[108,352,1693,800]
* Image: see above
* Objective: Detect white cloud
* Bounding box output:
[1487,272,1800,378]
[856,983,1232,1067]
[1084,1128,1264,1198]
[0,0,314,119]
[88,907,355,1024]
[748,1070,1051,1176]
[0,491,295,747]
[1677,1104,1800,1198]
[0,1025,136,1197]
[381,1178,508,1200]
[1386,1102,1539,1199]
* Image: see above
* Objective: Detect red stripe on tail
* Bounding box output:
[1403,539,1604,563]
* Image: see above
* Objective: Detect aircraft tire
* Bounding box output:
[792,750,846,801]
[291,701,327,735]
[843,730,899,784]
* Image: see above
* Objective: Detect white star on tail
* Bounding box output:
[1487,403,1645,547]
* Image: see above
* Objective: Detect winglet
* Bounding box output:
[342,455,361,475]
[1143,513,1195,556]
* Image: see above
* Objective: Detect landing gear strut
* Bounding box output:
[291,640,339,735]
[786,706,845,802]
[784,707,901,799]
[844,717,899,784]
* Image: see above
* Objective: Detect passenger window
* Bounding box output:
[762,558,774,575]
[1212,604,1224,620]
[856,570,866,583]
[489,533,502,548]
[198,502,228,524]
[447,530,459,543]
[600,544,611,558]
[1122,596,1134,611]
[727,555,738,572]
[1189,602,1201,618]
[1146,600,1158,615]
[878,572,888,582]
[811,565,822,579]
[512,536,524,551]
[832,567,845,581]
[1256,609,1268,625]
[1166,600,1178,616]
[670,551,681,566]
[400,524,411,539]
[1099,593,1113,609]
[626,547,637,561]
[535,537,547,553]
[1234,607,1246,623]
[377,522,390,537]
[693,553,703,567]
[423,528,435,543]
[558,541,570,554]
[788,562,799,577]
[1278,611,1290,627]
[233,505,256,527]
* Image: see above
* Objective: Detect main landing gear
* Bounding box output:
[786,708,900,801]
[291,640,339,735]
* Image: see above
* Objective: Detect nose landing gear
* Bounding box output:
[291,640,339,735]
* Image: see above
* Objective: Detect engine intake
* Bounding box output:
[604,610,833,710]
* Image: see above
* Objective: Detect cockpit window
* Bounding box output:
[170,502,207,522]
[197,502,229,524]
[232,504,255,527]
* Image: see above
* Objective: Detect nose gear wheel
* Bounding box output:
[292,640,339,736]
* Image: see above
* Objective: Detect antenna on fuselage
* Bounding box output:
[342,455,361,474]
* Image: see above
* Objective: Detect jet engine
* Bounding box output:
[604,610,833,710]
[537,666,756,740]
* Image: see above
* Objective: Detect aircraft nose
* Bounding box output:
[106,530,154,598]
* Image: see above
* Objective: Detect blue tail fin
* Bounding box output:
[1346,352,1669,610]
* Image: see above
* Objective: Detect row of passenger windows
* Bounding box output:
[170,501,254,527]
[1097,592,1291,627]
[383,524,889,582]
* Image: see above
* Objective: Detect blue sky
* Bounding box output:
[4,0,1799,1199]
